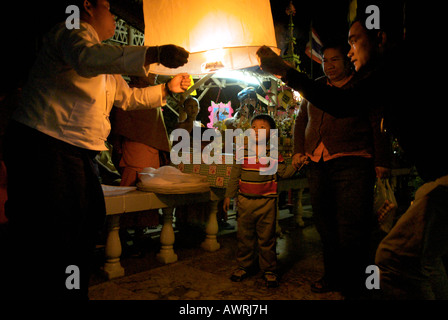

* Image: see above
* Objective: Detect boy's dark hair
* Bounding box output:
[250,114,276,130]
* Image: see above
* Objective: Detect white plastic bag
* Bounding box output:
[137,166,209,194]
[373,178,398,233]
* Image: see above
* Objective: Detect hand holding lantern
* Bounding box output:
[146,44,190,68]
[257,45,292,79]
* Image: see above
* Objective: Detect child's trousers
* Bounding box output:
[236,195,277,272]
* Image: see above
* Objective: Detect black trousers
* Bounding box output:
[1,121,106,300]
[307,156,376,298]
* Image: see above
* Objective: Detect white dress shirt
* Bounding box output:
[13,21,166,151]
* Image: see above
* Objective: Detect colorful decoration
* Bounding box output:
[278,90,294,110]
[207,101,233,129]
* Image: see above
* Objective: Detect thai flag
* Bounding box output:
[305,28,323,64]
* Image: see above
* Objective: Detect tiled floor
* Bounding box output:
[88,201,344,301]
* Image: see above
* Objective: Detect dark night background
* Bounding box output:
[270,0,351,77]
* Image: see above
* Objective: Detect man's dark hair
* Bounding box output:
[71,0,99,12]
[57,0,100,18]
[49,0,100,24]
[250,114,277,130]
[320,38,351,58]
[351,0,405,44]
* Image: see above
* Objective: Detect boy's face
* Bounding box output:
[184,99,199,118]
[251,119,271,143]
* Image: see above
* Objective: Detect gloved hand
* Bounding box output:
[146,44,190,68]
[257,45,292,79]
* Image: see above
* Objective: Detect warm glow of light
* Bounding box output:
[204,48,225,63]
[215,69,261,85]
[143,0,280,75]
[202,48,226,72]
[293,90,303,103]
[190,14,240,52]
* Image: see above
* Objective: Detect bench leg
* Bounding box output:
[157,207,178,264]
[201,200,221,252]
[104,214,125,279]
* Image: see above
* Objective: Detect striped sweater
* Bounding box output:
[225,143,297,198]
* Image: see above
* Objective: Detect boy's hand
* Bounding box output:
[223,197,231,212]
[292,153,309,170]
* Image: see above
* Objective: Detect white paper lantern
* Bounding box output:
[143,0,280,75]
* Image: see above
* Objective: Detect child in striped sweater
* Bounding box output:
[223,114,297,287]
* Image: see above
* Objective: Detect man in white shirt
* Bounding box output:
[1,0,191,299]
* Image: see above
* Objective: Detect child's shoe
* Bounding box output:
[230,267,248,282]
[263,271,279,288]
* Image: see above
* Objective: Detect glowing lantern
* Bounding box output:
[143,0,280,75]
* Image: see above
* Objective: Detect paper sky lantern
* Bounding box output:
[143,0,280,75]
